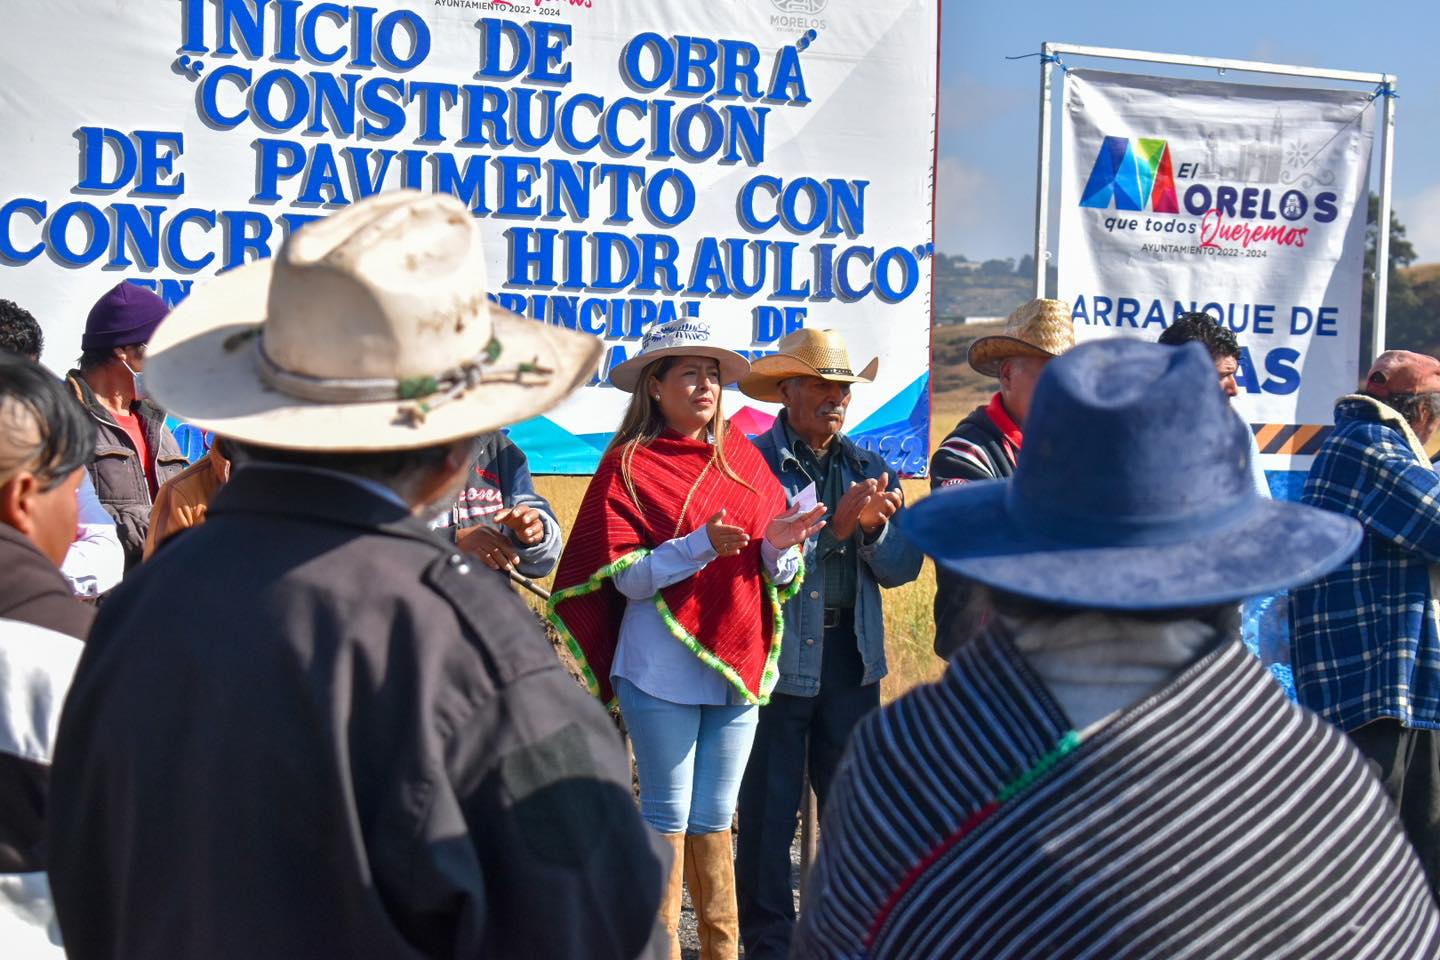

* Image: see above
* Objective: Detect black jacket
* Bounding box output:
[47,465,667,959]
[927,403,1018,658]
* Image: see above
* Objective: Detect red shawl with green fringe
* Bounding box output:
[547,429,799,706]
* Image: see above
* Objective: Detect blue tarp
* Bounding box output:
[1242,469,1307,699]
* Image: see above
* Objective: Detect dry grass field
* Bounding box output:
[529,322,1001,702]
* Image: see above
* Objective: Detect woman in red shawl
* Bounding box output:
[549,319,824,960]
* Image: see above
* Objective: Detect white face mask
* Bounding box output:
[121,358,146,401]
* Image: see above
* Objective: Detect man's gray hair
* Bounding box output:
[1381,392,1440,432]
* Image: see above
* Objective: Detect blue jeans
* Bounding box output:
[615,677,759,834]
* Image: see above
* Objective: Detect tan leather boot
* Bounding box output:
[683,830,739,960]
[660,832,685,960]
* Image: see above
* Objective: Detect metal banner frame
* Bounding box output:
[1031,42,1397,361]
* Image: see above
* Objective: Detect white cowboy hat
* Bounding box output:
[738,327,878,403]
[608,318,750,393]
[143,191,603,451]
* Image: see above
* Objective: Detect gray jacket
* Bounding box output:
[66,371,188,570]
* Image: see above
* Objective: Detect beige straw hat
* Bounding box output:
[142,191,603,451]
[967,298,1076,378]
[738,328,879,403]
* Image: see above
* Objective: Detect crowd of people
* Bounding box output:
[3,188,1440,958]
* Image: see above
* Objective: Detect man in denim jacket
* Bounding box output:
[734,328,922,959]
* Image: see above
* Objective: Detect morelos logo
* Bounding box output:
[772,0,828,12]
[1081,137,1178,213]
[1079,134,1339,251]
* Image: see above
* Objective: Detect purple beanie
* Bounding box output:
[80,282,168,351]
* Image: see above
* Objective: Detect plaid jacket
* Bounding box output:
[1290,395,1440,731]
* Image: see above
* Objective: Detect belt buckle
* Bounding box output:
[823,608,841,629]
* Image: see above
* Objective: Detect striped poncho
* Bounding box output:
[547,429,797,706]
[793,630,1440,959]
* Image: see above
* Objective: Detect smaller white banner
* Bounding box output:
[1058,69,1375,462]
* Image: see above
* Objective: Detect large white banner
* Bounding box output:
[1058,69,1374,465]
[0,0,937,474]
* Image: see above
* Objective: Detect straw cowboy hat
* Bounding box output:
[968,298,1076,377]
[142,191,603,451]
[900,339,1362,610]
[608,318,750,393]
[738,328,878,403]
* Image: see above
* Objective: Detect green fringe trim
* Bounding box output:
[761,556,805,700]
[651,555,805,707]
[547,548,807,708]
[545,548,651,707]
[772,559,806,603]
[998,729,1082,804]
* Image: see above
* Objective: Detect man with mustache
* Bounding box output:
[734,328,922,959]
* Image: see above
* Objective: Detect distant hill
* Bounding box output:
[1380,262,1440,357]
[928,321,1003,447]
[933,254,1050,324]
[1407,263,1440,286]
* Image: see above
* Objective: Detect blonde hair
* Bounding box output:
[605,356,756,519]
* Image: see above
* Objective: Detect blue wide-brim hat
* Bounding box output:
[902,339,1362,610]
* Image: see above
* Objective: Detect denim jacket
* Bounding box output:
[753,418,923,696]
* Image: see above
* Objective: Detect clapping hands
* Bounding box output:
[765,504,828,551]
[829,473,903,541]
[706,510,751,557]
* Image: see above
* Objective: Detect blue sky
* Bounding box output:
[938,1,1440,263]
